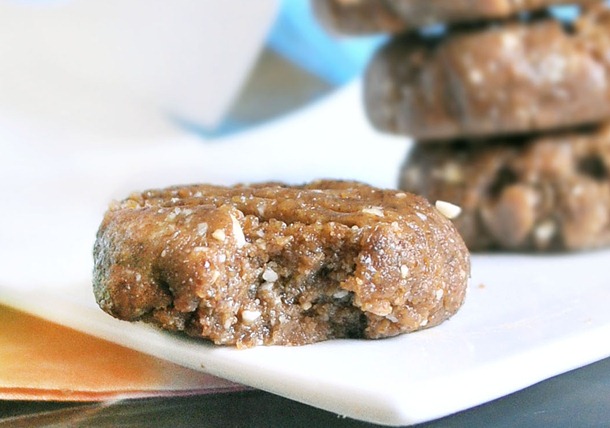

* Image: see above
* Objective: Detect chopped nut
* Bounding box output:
[300,301,312,311]
[197,222,209,236]
[223,317,234,329]
[435,200,462,219]
[468,69,483,85]
[572,185,584,196]
[481,185,536,248]
[118,199,138,210]
[438,162,464,183]
[262,267,279,282]
[364,302,392,317]
[501,32,518,50]
[210,271,220,284]
[400,265,410,279]
[212,229,226,242]
[166,211,178,221]
[534,219,556,246]
[230,214,246,248]
[362,207,385,217]
[541,55,566,84]
[257,203,266,216]
[241,310,261,324]
[333,289,349,299]
[259,281,274,292]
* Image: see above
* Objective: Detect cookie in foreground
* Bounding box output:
[93,180,470,348]
[400,125,610,251]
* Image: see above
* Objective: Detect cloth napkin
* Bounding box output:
[0,304,242,401]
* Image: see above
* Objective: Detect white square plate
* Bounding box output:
[1,82,609,426]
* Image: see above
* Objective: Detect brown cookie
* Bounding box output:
[365,3,610,141]
[399,125,610,251]
[312,0,599,34]
[93,180,470,348]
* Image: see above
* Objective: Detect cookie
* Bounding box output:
[93,180,469,348]
[399,125,610,251]
[313,0,597,34]
[365,3,610,141]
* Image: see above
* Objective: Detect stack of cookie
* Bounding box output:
[313,0,610,251]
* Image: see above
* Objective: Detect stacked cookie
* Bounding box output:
[313,0,610,251]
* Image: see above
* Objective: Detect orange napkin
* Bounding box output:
[0,304,243,401]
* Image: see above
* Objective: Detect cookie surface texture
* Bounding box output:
[93,181,470,348]
[365,3,610,141]
[400,126,610,251]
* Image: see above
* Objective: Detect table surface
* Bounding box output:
[2,356,610,427]
[2,49,610,427]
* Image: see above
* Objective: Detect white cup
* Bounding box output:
[0,0,278,137]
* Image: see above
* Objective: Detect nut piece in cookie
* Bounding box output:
[93,180,470,348]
